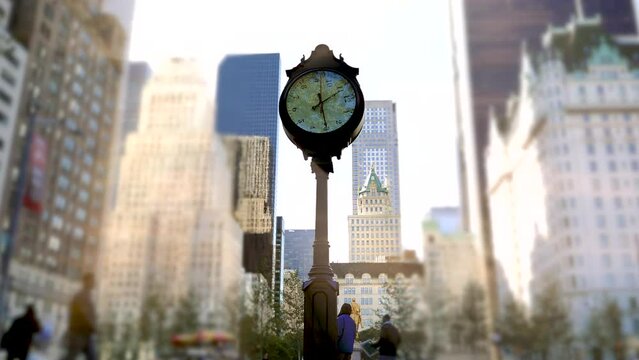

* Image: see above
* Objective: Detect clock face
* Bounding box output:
[285,70,357,134]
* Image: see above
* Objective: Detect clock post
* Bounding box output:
[278,44,365,360]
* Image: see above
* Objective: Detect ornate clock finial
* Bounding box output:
[301,54,306,62]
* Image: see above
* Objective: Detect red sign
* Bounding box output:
[23,134,47,213]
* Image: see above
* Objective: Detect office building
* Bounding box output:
[348,166,401,262]
[119,62,151,154]
[352,100,401,215]
[452,0,637,234]
[0,0,27,220]
[98,59,242,333]
[109,62,151,207]
[332,262,423,329]
[283,229,314,280]
[215,53,280,281]
[450,1,639,341]
[486,16,639,337]
[423,207,481,300]
[423,207,483,354]
[273,216,284,309]
[0,0,125,345]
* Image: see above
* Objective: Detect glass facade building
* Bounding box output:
[215,53,279,212]
[283,229,314,280]
[215,53,280,278]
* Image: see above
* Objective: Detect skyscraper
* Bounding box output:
[98,59,242,333]
[0,0,27,219]
[450,0,639,338]
[348,166,401,262]
[486,16,639,340]
[453,0,637,233]
[109,62,151,207]
[352,100,401,216]
[283,229,314,280]
[1,0,126,337]
[119,62,152,153]
[215,53,280,280]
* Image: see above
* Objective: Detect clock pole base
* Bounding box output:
[303,277,339,360]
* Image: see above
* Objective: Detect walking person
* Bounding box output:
[61,273,97,360]
[371,314,401,360]
[337,303,357,360]
[1,305,41,360]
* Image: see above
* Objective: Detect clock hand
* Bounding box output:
[320,101,328,127]
[312,89,343,110]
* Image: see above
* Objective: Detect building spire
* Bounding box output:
[575,0,584,21]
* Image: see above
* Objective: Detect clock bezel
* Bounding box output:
[279,67,365,159]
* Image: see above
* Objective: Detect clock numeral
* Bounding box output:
[297,119,304,124]
[336,120,343,125]
[301,84,308,89]
[292,95,299,100]
[291,107,297,112]
[344,94,355,100]
[323,126,329,131]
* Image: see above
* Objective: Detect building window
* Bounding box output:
[597,216,606,229]
[362,274,371,284]
[0,89,11,105]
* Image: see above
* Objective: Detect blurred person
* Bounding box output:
[337,303,356,360]
[60,273,96,360]
[371,314,400,360]
[0,305,41,360]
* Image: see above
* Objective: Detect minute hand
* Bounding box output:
[312,89,342,110]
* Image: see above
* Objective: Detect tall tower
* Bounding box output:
[109,62,151,207]
[98,59,242,332]
[450,1,639,344]
[348,166,401,262]
[215,53,280,281]
[1,0,126,335]
[352,100,401,216]
[452,0,637,234]
[486,17,639,337]
[283,229,314,279]
[0,0,27,220]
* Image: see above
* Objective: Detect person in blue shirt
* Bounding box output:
[337,303,357,360]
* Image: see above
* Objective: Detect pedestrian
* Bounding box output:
[60,273,97,360]
[371,314,401,360]
[337,303,356,360]
[1,305,41,360]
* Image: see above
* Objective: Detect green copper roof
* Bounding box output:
[541,16,639,72]
[588,38,627,67]
[359,166,388,194]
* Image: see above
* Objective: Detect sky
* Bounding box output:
[128,0,460,262]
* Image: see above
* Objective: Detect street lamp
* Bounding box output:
[0,91,83,326]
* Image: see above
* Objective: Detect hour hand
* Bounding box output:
[313,93,323,111]
[313,89,342,110]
